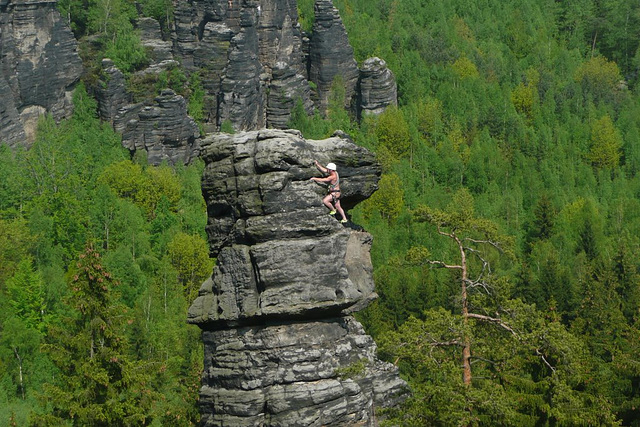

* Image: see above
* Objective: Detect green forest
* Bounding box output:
[2,0,640,425]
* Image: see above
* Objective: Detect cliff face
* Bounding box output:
[189,129,407,426]
[0,0,82,147]
[166,0,396,131]
[0,0,398,163]
[308,0,359,113]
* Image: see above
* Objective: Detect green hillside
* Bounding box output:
[2,0,640,424]
[297,0,640,424]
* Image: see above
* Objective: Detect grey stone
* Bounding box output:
[189,129,407,425]
[120,89,201,165]
[308,0,359,114]
[172,0,314,131]
[218,25,266,131]
[137,17,173,63]
[195,129,380,257]
[95,59,129,124]
[196,317,407,426]
[0,0,83,147]
[267,61,313,129]
[358,57,398,118]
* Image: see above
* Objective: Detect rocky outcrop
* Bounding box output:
[1,0,398,149]
[95,59,129,123]
[258,0,313,128]
[138,17,173,63]
[358,57,398,118]
[172,0,312,132]
[189,129,407,426]
[198,317,407,426]
[0,0,83,147]
[308,0,359,114]
[218,17,266,131]
[119,89,200,165]
[93,51,201,165]
[266,61,314,129]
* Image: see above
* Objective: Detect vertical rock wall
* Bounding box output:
[307,0,359,114]
[0,0,82,147]
[358,57,398,118]
[170,0,396,131]
[189,129,407,426]
[173,0,311,131]
[0,0,400,154]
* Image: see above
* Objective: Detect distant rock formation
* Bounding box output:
[170,0,394,131]
[0,0,82,147]
[138,17,173,62]
[358,57,398,118]
[95,59,129,124]
[308,0,359,113]
[0,0,399,162]
[188,129,407,426]
[119,89,200,165]
[94,58,201,165]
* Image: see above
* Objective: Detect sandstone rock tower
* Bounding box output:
[0,0,83,147]
[188,128,406,426]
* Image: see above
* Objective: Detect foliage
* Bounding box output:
[220,120,235,134]
[33,246,157,426]
[187,72,206,125]
[375,106,411,161]
[166,233,214,301]
[8,0,640,424]
[589,114,622,168]
[0,84,207,425]
[362,173,404,222]
[137,0,173,31]
[98,161,181,218]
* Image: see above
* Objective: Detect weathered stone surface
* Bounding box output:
[255,0,304,76]
[172,0,313,132]
[308,0,359,114]
[218,22,266,131]
[137,17,173,63]
[358,57,397,118]
[267,61,313,129]
[189,128,406,425]
[198,317,407,426]
[95,59,129,124]
[194,128,380,258]
[0,0,83,147]
[120,89,200,165]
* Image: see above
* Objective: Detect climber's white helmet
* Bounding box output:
[326,162,337,171]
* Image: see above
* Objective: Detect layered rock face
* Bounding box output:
[358,57,398,118]
[308,0,359,113]
[171,0,394,131]
[188,129,407,426]
[0,0,82,147]
[94,37,201,165]
[119,89,201,165]
[173,0,310,131]
[0,0,399,157]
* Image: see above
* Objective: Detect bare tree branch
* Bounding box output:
[535,348,556,373]
[464,237,505,253]
[427,260,462,269]
[470,356,497,366]
[429,340,461,347]
[467,313,518,336]
[465,278,492,295]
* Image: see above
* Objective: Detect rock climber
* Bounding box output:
[310,160,348,223]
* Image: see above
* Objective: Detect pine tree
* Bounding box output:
[411,188,514,387]
[33,246,157,426]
